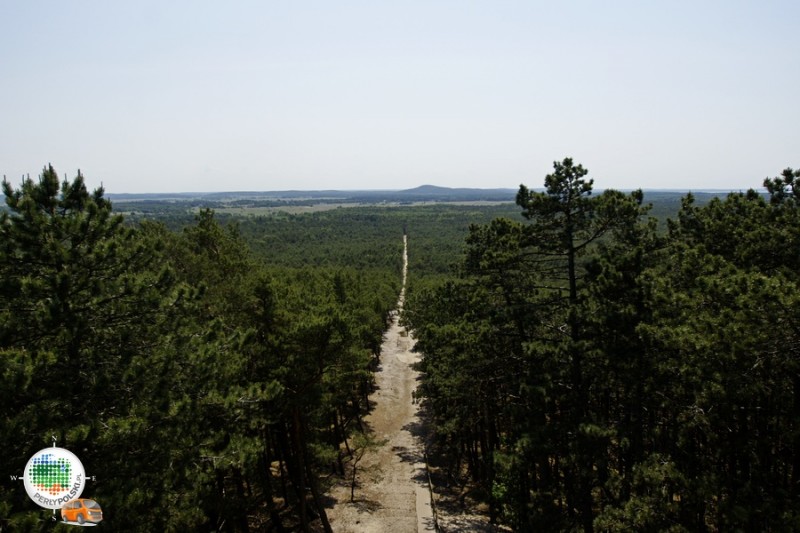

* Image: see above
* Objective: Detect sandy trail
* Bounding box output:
[325,235,435,533]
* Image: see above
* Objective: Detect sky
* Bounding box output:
[1,1,798,193]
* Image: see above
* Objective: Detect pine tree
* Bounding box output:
[0,166,191,528]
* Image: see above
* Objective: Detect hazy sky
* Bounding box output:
[1,1,798,193]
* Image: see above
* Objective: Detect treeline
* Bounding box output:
[0,166,398,531]
[234,204,519,276]
[405,159,800,531]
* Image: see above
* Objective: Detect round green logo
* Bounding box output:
[23,448,85,509]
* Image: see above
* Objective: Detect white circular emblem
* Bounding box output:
[23,447,86,509]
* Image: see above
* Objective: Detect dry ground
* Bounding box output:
[324,236,500,532]
[324,235,434,532]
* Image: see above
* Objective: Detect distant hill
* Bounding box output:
[395,185,516,200]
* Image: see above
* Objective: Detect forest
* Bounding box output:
[1,160,798,531]
[405,159,800,531]
[0,166,402,531]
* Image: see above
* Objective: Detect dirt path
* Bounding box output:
[325,235,436,533]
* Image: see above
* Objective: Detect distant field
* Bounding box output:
[112,186,730,228]
[111,185,520,221]
[209,200,515,216]
[211,203,366,215]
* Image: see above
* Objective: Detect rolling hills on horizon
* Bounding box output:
[106,183,743,202]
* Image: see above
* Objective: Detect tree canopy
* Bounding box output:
[5,160,800,531]
[406,158,800,531]
[0,167,400,531]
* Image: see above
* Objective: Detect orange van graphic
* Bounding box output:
[61,498,103,524]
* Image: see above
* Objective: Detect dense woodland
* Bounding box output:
[0,167,401,531]
[2,160,798,531]
[405,159,800,531]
